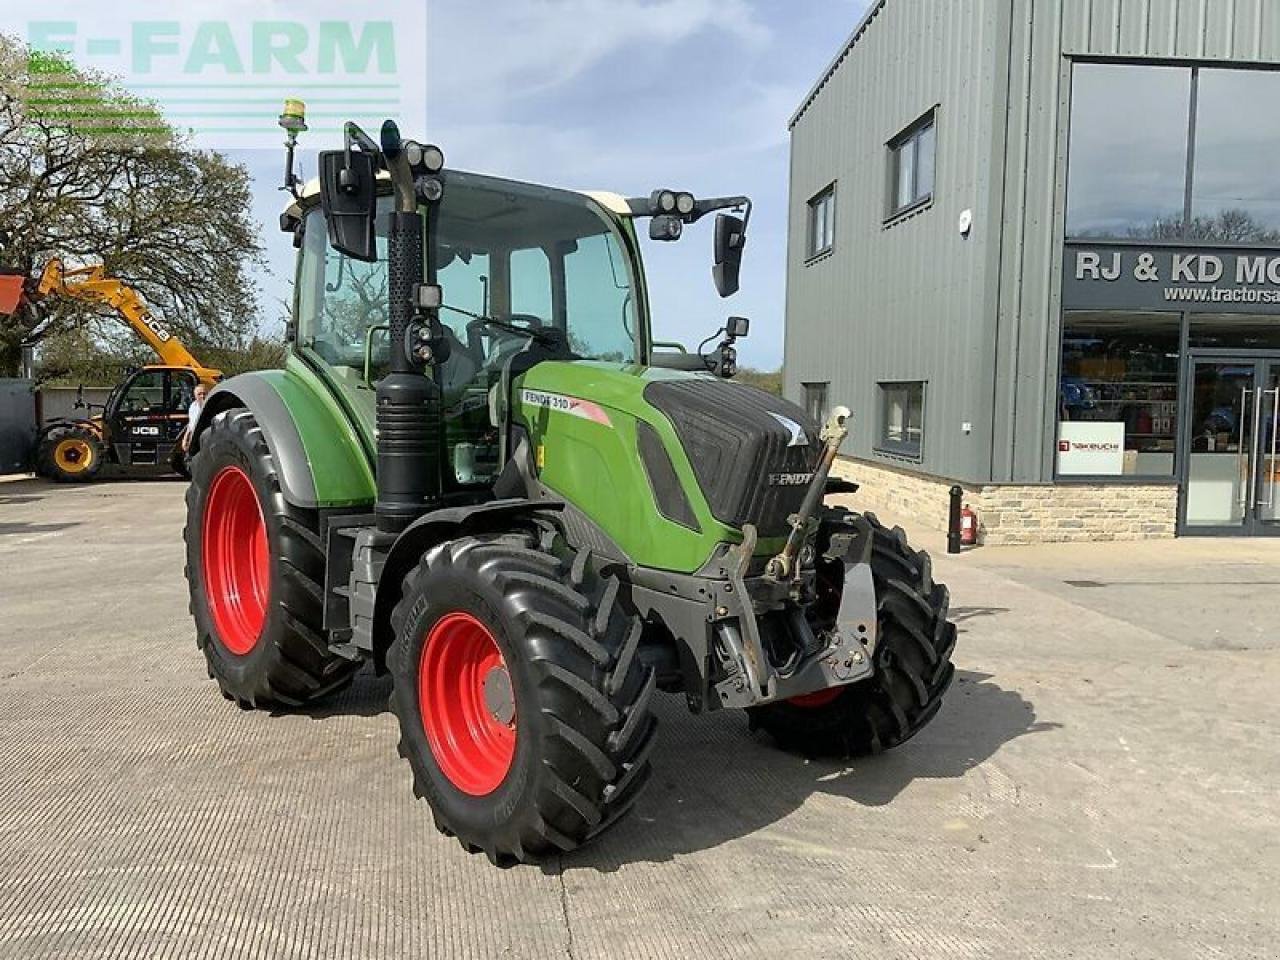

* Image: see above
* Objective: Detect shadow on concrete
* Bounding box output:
[279,665,1051,872]
[565,670,1057,871]
[950,605,1009,624]
[275,667,391,720]
[0,520,80,536]
[0,494,45,506]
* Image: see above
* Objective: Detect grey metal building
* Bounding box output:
[784,0,1280,541]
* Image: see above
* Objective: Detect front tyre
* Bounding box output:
[389,528,656,866]
[184,408,359,707]
[37,425,104,483]
[748,511,957,757]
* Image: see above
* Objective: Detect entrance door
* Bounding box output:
[1183,358,1280,535]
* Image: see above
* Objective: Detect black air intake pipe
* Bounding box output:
[374,121,442,534]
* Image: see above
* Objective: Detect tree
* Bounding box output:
[0,37,264,376]
[1125,209,1280,245]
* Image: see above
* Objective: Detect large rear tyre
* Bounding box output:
[37,425,104,483]
[747,511,957,757]
[389,527,656,866]
[184,408,359,707]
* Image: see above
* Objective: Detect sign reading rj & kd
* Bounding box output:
[1063,243,1280,314]
[22,1,425,150]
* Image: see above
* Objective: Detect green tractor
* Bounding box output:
[184,113,957,866]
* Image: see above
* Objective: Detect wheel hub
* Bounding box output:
[55,439,92,472]
[482,666,516,726]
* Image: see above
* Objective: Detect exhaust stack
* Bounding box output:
[374,121,445,535]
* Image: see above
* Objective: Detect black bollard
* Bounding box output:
[947,485,963,554]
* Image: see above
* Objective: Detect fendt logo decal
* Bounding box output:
[769,472,814,487]
[520,390,613,428]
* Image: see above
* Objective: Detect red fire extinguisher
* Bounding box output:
[960,504,978,546]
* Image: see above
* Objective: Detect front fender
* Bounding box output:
[370,499,562,663]
[191,368,375,508]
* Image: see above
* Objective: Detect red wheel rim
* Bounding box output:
[788,687,844,709]
[419,612,517,796]
[201,465,270,656]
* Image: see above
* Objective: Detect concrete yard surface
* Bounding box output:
[0,480,1277,959]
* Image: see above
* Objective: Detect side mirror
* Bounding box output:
[318,149,378,263]
[726,315,750,339]
[713,213,745,298]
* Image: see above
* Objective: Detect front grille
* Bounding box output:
[643,378,819,538]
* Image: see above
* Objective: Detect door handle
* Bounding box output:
[1247,387,1263,515]
[1238,387,1253,509]
[1263,388,1280,510]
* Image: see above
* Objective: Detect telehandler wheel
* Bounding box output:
[748,511,957,758]
[388,528,656,866]
[37,425,104,483]
[184,408,359,708]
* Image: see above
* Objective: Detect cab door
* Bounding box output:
[109,369,170,466]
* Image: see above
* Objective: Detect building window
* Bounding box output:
[807,185,835,258]
[803,382,828,423]
[888,111,936,217]
[1057,311,1180,478]
[1190,69,1280,241]
[878,381,925,459]
[1066,63,1280,242]
[1066,64,1191,240]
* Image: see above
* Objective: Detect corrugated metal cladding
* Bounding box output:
[785,0,1280,485]
[784,0,1007,483]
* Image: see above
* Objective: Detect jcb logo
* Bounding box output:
[143,314,172,342]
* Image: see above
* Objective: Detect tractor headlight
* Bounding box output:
[675,192,695,215]
[654,190,677,214]
[422,144,445,173]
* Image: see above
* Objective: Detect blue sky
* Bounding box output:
[231,0,870,369]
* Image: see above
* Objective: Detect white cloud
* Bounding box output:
[430,0,769,104]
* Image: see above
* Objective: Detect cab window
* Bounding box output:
[296,198,391,384]
[119,371,166,413]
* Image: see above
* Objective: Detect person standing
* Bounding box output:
[183,383,208,452]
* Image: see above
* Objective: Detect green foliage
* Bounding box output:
[197,334,287,379]
[735,367,782,395]
[37,319,286,386]
[0,36,265,376]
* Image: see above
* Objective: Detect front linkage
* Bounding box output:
[625,406,880,713]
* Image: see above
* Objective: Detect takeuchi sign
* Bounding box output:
[1062,242,1280,313]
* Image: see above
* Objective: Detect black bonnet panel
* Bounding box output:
[642,377,820,538]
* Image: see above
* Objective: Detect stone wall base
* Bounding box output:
[831,457,1178,545]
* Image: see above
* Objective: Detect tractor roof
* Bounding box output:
[282,172,631,220]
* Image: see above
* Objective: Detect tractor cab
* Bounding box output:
[100,365,199,463]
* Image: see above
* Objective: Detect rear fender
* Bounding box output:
[190,370,375,509]
[38,418,104,442]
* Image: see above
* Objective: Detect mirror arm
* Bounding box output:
[692,196,752,230]
[343,121,380,160]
